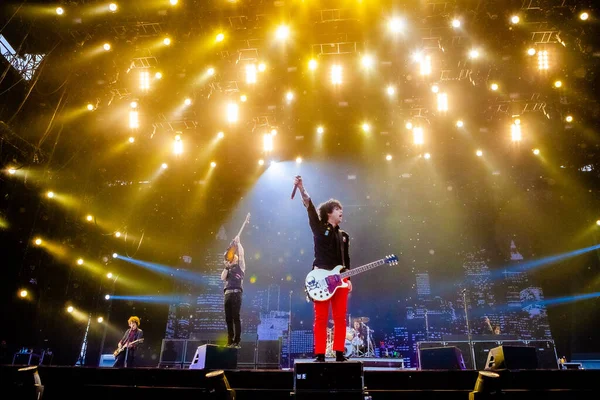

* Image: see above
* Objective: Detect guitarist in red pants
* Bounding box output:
[294,176,352,362]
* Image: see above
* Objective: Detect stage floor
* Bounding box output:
[1,364,599,400]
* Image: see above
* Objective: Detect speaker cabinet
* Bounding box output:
[294,361,364,391]
[418,341,474,369]
[189,344,237,370]
[484,345,538,370]
[419,346,466,370]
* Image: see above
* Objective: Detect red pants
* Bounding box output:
[313,285,349,355]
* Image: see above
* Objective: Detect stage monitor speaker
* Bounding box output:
[189,344,237,370]
[294,361,364,391]
[257,339,281,368]
[484,345,538,371]
[419,346,466,370]
[159,339,185,364]
[418,341,474,369]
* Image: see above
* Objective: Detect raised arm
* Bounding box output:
[236,237,246,272]
[220,264,229,281]
[294,176,321,233]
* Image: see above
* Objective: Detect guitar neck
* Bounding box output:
[340,258,387,278]
[235,214,250,238]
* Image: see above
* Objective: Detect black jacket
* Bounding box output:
[306,199,350,271]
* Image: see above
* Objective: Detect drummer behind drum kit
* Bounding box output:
[325,316,375,358]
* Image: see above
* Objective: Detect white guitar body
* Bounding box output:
[305,265,349,302]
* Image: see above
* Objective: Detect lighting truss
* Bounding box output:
[0,35,45,81]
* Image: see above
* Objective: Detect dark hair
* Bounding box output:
[317,198,343,222]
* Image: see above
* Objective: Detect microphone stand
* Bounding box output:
[287,290,293,369]
[462,289,476,369]
[424,309,429,341]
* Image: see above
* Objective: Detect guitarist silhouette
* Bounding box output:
[113,316,143,368]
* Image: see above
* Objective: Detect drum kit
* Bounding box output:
[325,316,375,358]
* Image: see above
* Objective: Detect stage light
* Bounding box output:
[471,371,501,396]
[139,70,150,91]
[361,55,375,69]
[386,154,393,161]
[514,118,521,125]
[86,215,93,222]
[476,150,483,157]
[386,86,395,96]
[437,93,448,112]
[490,83,499,91]
[47,191,55,199]
[456,120,464,128]
[105,294,111,300]
[528,48,536,56]
[77,258,84,265]
[389,18,404,33]
[174,136,183,155]
[271,129,277,136]
[87,103,94,111]
[170,0,178,5]
[227,103,239,123]
[8,168,16,175]
[510,15,520,24]
[275,25,290,41]
[424,153,431,159]
[263,134,273,152]
[67,306,74,313]
[258,63,266,72]
[246,64,257,84]
[109,3,118,12]
[554,80,562,88]
[511,122,522,142]
[217,131,224,139]
[155,72,163,79]
[420,55,432,75]
[128,137,135,143]
[286,91,294,102]
[115,232,121,238]
[538,50,549,70]
[210,161,217,168]
[112,253,118,258]
[317,126,324,134]
[56,7,64,16]
[413,127,424,145]
[580,12,589,21]
[469,49,480,59]
[130,101,138,109]
[34,238,42,246]
[161,163,168,170]
[431,85,439,93]
[207,67,215,76]
[362,123,371,133]
[533,148,540,155]
[107,272,113,279]
[452,19,461,28]
[129,110,139,129]
[216,33,225,42]
[20,290,28,298]
[97,317,104,323]
[184,98,192,106]
[240,94,247,102]
[565,115,573,122]
[308,59,318,70]
[596,220,600,226]
[163,37,171,46]
[103,43,111,51]
[331,65,342,85]
[405,122,413,130]
[258,159,264,166]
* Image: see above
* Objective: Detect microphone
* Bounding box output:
[291,175,301,200]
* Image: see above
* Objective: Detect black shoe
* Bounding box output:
[335,351,348,362]
[314,354,325,362]
[232,343,241,349]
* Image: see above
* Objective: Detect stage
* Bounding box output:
[1,364,599,400]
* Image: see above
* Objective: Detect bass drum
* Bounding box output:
[344,340,354,357]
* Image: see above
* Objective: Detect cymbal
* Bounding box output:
[354,317,370,323]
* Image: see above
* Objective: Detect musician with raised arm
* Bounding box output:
[294,176,352,362]
[113,316,143,368]
[221,236,246,348]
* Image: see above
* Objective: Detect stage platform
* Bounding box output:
[294,357,408,370]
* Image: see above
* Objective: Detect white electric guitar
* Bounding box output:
[305,255,398,301]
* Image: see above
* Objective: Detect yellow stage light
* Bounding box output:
[537,50,549,70]
[452,19,461,28]
[67,306,74,313]
[155,72,163,79]
[87,103,94,111]
[170,0,178,5]
[317,126,324,134]
[424,153,431,159]
[258,63,266,72]
[128,137,135,143]
[8,168,16,175]
[389,18,404,33]
[47,191,55,199]
[331,65,342,85]
[210,161,217,168]
[97,317,104,323]
[554,80,562,88]
[271,129,278,136]
[528,48,536,56]
[386,154,393,161]
[469,49,480,59]
[115,232,121,238]
[34,238,43,246]
[207,67,215,76]
[161,163,168,169]
[275,25,290,41]
[565,115,573,122]
[413,127,424,145]
[112,253,118,258]
[386,86,395,96]
[174,136,183,155]
[456,120,464,128]
[361,55,375,69]
[227,103,239,123]
[596,220,600,226]
[139,70,150,91]
[490,83,499,91]
[431,85,439,93]
[263,134,273,152]
[86,215,93,222]
[107,272,113,279]
[56,7,64,16]
[533,148,540,155]
[216,33,225,42]
[105,294,111,300]
[405,122,413,130]
[362,123,370,133]
[476,150,483,157]
[296,157,302,164]
[103,43,111,51]
[129,110,139,129]
[580,12,589,21]
[286,91,294,102]
[77,258,84,265]
[184,98,192,106]
[510,15,520,24]
[20,290,28,298]
[217,131,225,139]
[511,123,522,142]
[437,93,448,112]
[246,64,257,84]
[240,94,247,102]
[109,3,118,12]
[419,55,432,75]
[308,59,318,70]
[163,37,172,46]
[130,101,138,109]
[258,159,264,166]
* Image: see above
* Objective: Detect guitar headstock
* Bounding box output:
[385,254,399,265]
[245,213,251,223]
